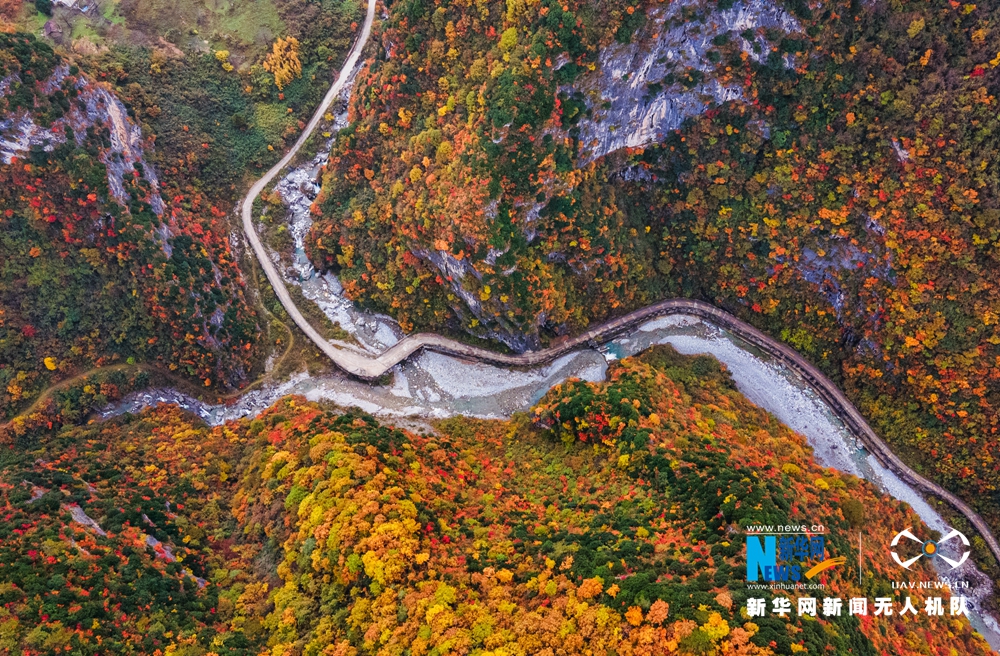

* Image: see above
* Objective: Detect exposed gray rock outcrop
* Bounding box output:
[0,112,63,163]
[65,503,108,537]
[81,86,166,216]
[570,0,800,163]
[413,247,538,352]
[1,64,165,216]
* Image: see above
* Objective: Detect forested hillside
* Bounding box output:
[306,0,1000,535]
[0,346,989,654]
[82,3,359,210]
[0,34,262,422]
[1,0,361,209]
[1,0,363,421]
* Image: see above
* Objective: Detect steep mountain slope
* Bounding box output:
[306,0,1000,540]
[0,33,262,422]
[1,0,361,210]
[0,346,990,654]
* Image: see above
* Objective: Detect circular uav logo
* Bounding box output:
[891,527,970,570]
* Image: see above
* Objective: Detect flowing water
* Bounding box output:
[104,311,1000,647]
[102,70,1000,650]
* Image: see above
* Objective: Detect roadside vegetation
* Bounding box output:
[0,346,990,654]
[305,0,1000,540]
[0,0,358,419]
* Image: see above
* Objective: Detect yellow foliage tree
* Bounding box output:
[263,37,302,91]
[214,50,234,72]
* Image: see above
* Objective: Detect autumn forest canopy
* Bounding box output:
[305,0,1000,548]
[0,0,359,424]
[0,347,991,654]
[3,0,1000,652]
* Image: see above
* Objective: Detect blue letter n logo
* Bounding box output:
[747,536,776,581]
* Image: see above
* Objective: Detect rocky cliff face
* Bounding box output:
[413,246,539,351]
[0,34,260,407]
[303,0,815,350]
[570,0,800,163]
[1,63,166,217]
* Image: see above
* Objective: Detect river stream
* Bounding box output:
[101,60,1000,650]
[104,310,1000,647]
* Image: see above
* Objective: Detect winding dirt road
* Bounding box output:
[240,0,377,378]
[238,1,1000,569]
